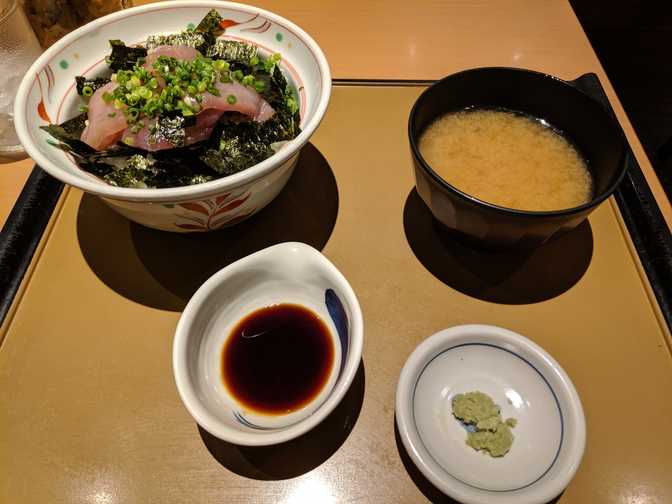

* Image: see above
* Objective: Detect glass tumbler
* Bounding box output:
[0,0,42,163]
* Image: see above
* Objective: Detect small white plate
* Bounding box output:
[396,325,585,504]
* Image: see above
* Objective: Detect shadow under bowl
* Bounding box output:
[408,67,627,249]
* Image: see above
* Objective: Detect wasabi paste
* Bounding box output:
[452,391,517,457]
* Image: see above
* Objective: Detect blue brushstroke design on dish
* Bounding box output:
[325,288,349,376]
[233,411,274,430]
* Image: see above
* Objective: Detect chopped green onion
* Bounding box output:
[263,52,282,72]
[254,80,265,92]
[214,60,229,72]
[78,105,89,113]
[287,96,298,114]
[227,94,237,105]
[242,75,254,86]
[102,92,114,103]
[138,86,152,99]
[107,112,117,118]
[145,99,161,116]
[116,72,129,86]
[82,86,94,97]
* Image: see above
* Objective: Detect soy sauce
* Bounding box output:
[221,304,334,415]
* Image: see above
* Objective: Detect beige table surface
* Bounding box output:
[1,0,671,230]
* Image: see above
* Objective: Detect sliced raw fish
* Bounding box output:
[80,82,127,150]
[143,45,201,70]
[206,81,275,122]
[121,109,223,151]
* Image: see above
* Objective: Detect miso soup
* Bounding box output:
[418,109,593,211]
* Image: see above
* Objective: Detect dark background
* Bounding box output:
[570,0,672,200]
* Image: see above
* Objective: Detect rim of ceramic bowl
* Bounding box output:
[408,66,628,218]
[14,0,331,203]
[172,242,364,446]
[395,324,586,504]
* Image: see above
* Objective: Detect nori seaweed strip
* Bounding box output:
[195,9,223,34]
[149,113,197,148]
[155,116,187,148]
[102,154,159,187]
[75,76,111,96]
[64,141,216,189]
[195,9,223,53]
[195,9,224,37]
[95,140,218,188]
[145,32,208,52]
[144,10,225,59]
[205,40,257,64]
[137,143,217,187]
[201,114,279,175]
[40,113,88,143]
[200,139,272,175]
[40,113,95,156]
[106,40,148,71]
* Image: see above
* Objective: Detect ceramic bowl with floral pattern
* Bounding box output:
[14,1,331,232]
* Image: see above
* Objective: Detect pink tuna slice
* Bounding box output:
[80,82,127,150]
[81,45,275,151]
[206,81,275,122]
[121,108,223,151]
[143,45,201,69]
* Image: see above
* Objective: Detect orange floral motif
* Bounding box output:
[219,13,259,29]
[36,71,52,123]
[175,191,253,230]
